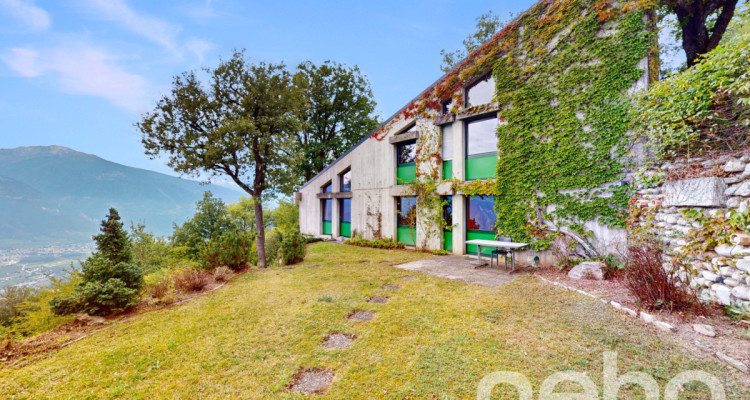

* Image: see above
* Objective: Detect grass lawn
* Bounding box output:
[1,242,747,399]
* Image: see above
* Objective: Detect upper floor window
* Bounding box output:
[466,74,495,107]
[340,169,351,192]
[442,124,453,161]
[466,116,499,157]
[442,99,453,115]
[397,140,417,165]
[322,181,332,193]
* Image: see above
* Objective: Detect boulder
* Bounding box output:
[663,177,726,207]
[692,323,716,337]
[568,261,605,280]
[724,158,745,172]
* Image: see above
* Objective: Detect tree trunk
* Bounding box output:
[253,194,267,268]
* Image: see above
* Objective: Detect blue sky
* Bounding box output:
[0,0,536,182]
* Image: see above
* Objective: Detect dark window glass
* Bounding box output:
[340,169,351,192]
[322,199,332,221]
[399,124,417,135]
[339,198,351,222]
[442,99,453,114]
[467,195,496,231]
[442,196,452,228]
[466,117,499,157]
[322,182,332,193]
[397,196,417,227]
[466,74,495,107]
[397,140,417,164]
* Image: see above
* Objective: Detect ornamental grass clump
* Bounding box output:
[624,241,706,314]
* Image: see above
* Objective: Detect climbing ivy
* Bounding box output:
[491,1,655,251]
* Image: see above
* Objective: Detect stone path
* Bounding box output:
[394,255,520,287]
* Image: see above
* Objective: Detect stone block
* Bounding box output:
[662,177,726,207]
[568,261,605,280]
[733,181,750,197]
[724,158,746,172]
[732,286,750,301]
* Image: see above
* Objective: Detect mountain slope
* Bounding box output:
[0,146,243,248]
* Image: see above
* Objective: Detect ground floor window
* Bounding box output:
[396,196,417,246]
[321,198,332,235]
[442,196,452,252]
[466,195,496,255]
[339,198,351,238]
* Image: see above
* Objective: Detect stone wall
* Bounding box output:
[636,153,750,306]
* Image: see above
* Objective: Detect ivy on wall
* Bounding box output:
[491,1,655,251]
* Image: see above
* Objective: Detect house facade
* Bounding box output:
[298,0,655,260]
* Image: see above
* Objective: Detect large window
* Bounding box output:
[340,169,351,192]
[442,196,453,252]
[321,198,333,235]
[397,140,417,165]
[442,124,453,161]
[467,195,496,232]
[397,196,417,227]
[466,116,499,157]
[466,74,496,107]
[339,198,351,237]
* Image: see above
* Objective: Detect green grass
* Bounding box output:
[1,243,748,399]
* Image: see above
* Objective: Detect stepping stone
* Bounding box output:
[334,263,346,266]
[400,276,417,281]
[380,261,394,265]
[367,296,389,304]
[282,267,293,270]
[381,284,401,290]
[308,265,321,269]
[321,332,356,350]
[348,310,375,321]
[288,367,334,395]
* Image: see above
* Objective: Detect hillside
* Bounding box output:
[0,146,242,249]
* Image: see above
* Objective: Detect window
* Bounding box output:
[442,196,452,227]
[322,182,332,193]
[396,196,417,227]
[466,116,499,157]
[466,74,496,107]
[340,169,351,192]
[399,124,418,135]
[339,198,351,222]
[397,140,417,165]
[322,199,332,221]
[442,99,453,114]
[467,195,496,231]
[441,124,453,161]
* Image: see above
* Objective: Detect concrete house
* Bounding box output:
[297,0,654,260]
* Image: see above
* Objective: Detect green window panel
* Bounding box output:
[465,155,497,181]
[443,230,453,252]
[322,221,332,235]
[442,161,452,180]
[340,221,351,238]
[466,230,496,256]
[397,163,416,184]
[397,226,416,246]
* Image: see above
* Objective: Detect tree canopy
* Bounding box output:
[439,12,504,73]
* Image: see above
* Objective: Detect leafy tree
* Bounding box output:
[172,192,234,257]
[293,61,379,183]
[226,196,273,233]
[130,222,171,274]
[0,286,31,327]
[138,51,301,268]
[660,0,741,67]
[267,199,299,234]
[439,12,503,73]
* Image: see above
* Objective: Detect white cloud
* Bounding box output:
[0,0,51,31]
[2,41,150,112]
[187,0,218,20]
[84,0,181,53]
[185,37,212,63]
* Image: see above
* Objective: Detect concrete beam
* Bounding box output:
[388,131,419,144]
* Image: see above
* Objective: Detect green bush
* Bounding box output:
[264,228,284,266]
[279,231,306,265]
[0,286,31,327]
[11,269,79,337]
[130,222,172,274]
[200,230,257,271]
[633,27,750,159]
[345,236,404,249]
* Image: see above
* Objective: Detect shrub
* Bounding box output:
[213,266,233,282]
[624,242,705,313]
[264,228,285,266]
[74,279,141,316]
[130,222,171,274]
[0,286,32,327]
[11,269,79,337]
[432,249,451,255]
[280,231,306,265]
[173,269,210,293]
[200,230,257,271]
[345,237,404,249]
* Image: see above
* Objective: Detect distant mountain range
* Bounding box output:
[0,146,243,249]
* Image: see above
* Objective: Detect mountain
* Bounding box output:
[0,146,243,249]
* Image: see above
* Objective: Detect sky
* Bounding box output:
[0,0,537,182]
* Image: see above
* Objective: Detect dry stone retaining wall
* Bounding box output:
[636,154,750,306]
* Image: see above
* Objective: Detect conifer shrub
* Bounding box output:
[200,230,257,271]
[279,231,306,265]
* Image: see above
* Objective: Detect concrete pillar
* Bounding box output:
[332,198,340,238]
[451,119,465,181]
[453,194,466,255]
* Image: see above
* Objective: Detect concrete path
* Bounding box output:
[394,255,520,287]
